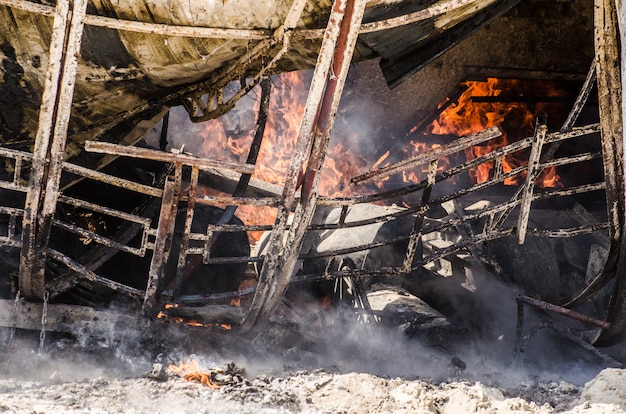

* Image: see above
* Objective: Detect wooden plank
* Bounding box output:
[143,174,180,315]
[403,160,437,272]
[591,0,626,346]
[84,141,255,174]
[516,118,547,244]
[19,0,89,300]
[0,299,149,333]
[240,0,368,332]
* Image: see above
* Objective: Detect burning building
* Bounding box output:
[0,0,624,369]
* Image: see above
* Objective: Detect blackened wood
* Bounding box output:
[241,0,368,332]
[143,172,181,315]
[19,0,89,300]
[516,117,547,244]
[0,299,150,334]
[592,0,626,346]
[403,160,437,272]
[380,0,522,89]
[159,111,170,151]
[351,126,501,186]
[85,141,255,174]
[173,166,199,297]
[46,164,173,300]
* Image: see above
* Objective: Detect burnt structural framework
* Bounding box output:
[0,0,624,362]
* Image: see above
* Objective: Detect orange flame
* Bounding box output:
[184,74,566,239]
[426,78,561,188]
[169,358,220,388]
[372,150,390,170]
[157,303,232,329]
[186,70,377,237]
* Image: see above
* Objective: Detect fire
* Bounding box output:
[157,303,232,330]
[372,150,390,170]
[426,77,562,188]
[190,70,382,199]
[173,73,566,240]
[169,357,220,388]
[178,70,380,237]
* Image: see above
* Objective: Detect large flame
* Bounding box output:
[177,74,565,237]
[426,78,562,188]
[190,71,370,198]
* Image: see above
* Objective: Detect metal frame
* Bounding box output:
[0,0,623,345]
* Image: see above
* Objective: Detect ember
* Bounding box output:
[157,304,233,330]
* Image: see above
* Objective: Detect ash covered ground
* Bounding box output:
[2,301,626,414]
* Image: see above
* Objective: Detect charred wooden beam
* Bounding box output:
[45,164,174,300]
[84,141,255,174]
[195,196,279,208]
[596,0,624,248]
[143,173,181,315]
[420,183,606,241]
[2,0,489,41]
[514,295,622,368]
[173,165,199,297]
[516,117,547,244]
[62,162,163,198]
[403,160,437,272]
[544,0,618,318]
[45,249,144,300]
[327,125,599,209]
[487,124,601,232]
[562,62,597,133]
[18,0,89,300]
[0,299,150,335]
[351,126,501,186]
[589,0,626,347]
[197,169,282,198]
[241,0,368,332]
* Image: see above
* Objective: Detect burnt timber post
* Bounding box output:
[19,0,89,300]
[240,0,368,332]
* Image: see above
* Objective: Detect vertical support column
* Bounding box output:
[591,0,626,346]
[403,159,437,272]
[596,0,624,248]
[619,0,626,164]
[516,117,547,244]
[143,164,182,315]
[240,0,368,332]
[19,0,89,299]
[173,165,199,297]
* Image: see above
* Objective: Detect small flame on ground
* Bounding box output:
[169,357,220,388]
